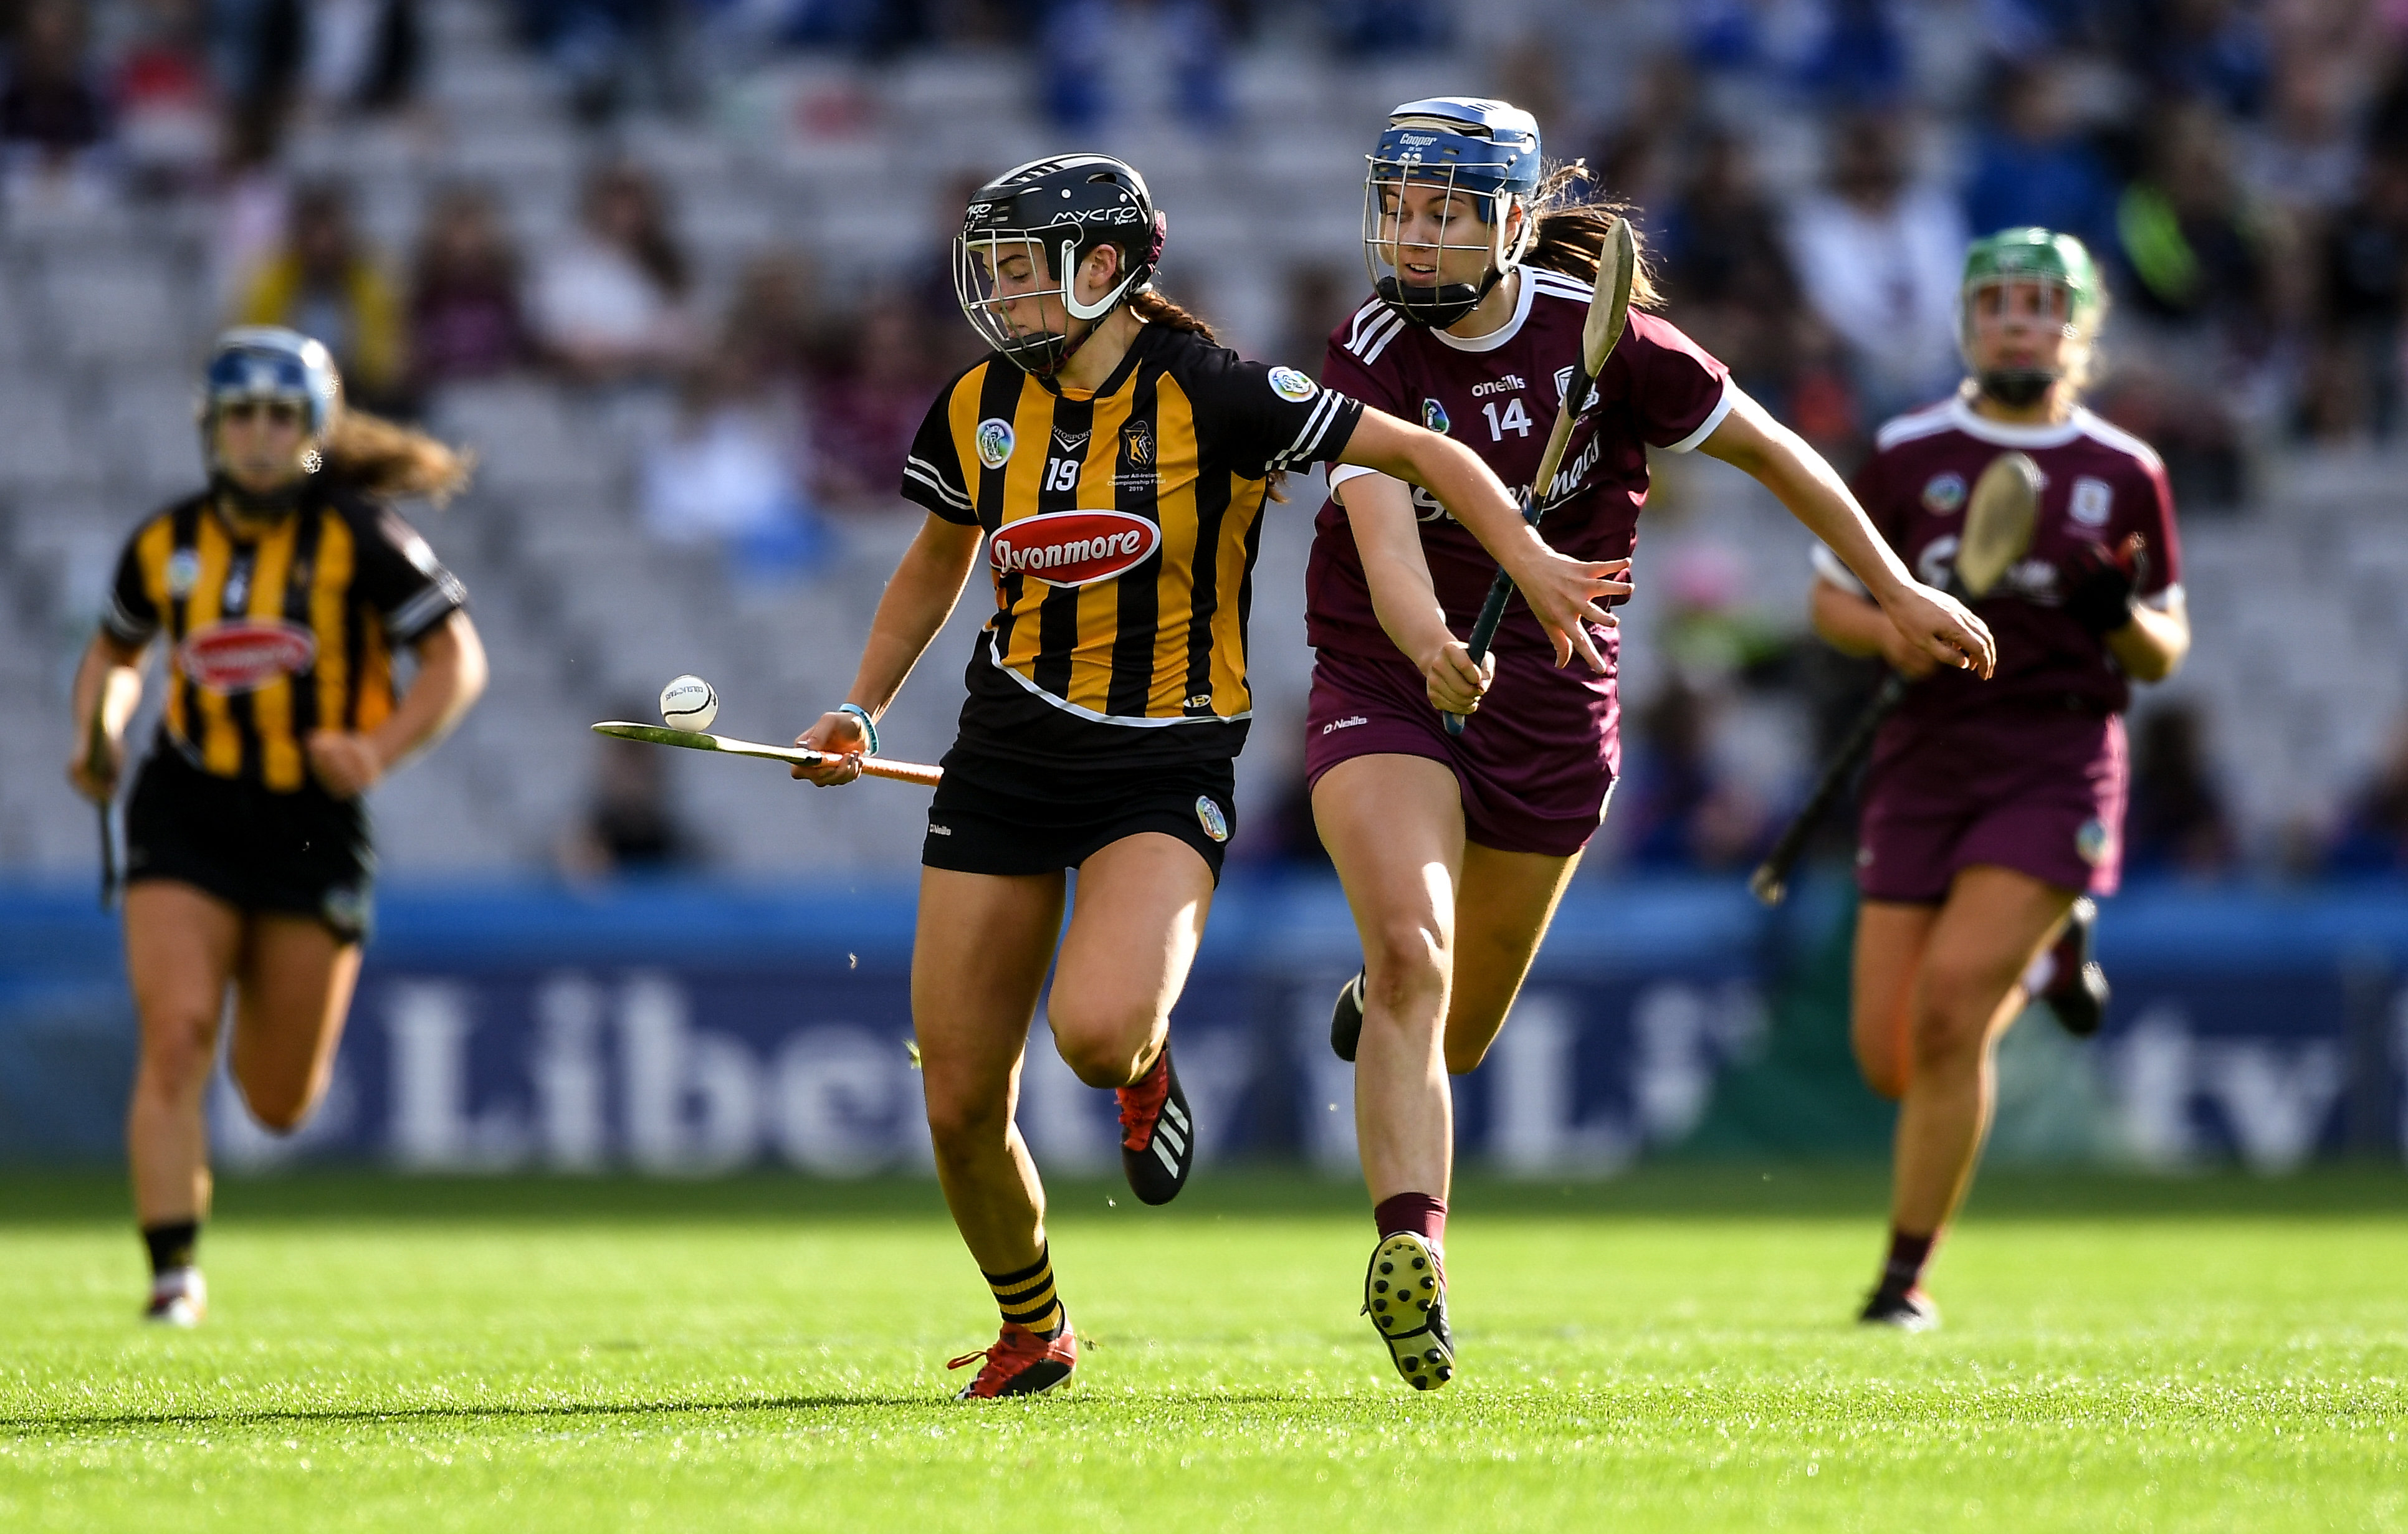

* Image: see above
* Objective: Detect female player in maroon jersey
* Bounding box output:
[1307,98,1995,1388]
[1810,228,2187,1330]
[784,155,1625,1399]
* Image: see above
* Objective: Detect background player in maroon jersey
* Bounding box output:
[783,155,1627,1399]
[1305,98,1995,1388]
[1810,229,2189,1330]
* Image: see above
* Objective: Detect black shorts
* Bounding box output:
[921,751,1238,884]
[123,746,376,943]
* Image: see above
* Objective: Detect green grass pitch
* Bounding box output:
[2,1168,2403,1532]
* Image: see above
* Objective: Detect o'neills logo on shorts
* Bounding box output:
[178,619,318,693]
[990,510,1161,588]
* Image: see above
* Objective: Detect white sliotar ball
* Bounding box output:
[660,674,717,731]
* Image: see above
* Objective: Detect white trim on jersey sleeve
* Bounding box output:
[1357,310,1408,364]
[1326,462,1380,491]
[1811,541,1868,597]
[1268,388,1347,471]
[1662,376,1736,453]
[903,454,972,510]
[2141,581,2184,612]
[103,588,156,645]
[1342,297,1389,355]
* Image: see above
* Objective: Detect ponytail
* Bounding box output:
[322,409,475,503]
[1129,287,1219,343]
[1521,164,1661,308]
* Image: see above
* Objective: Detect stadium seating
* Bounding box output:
[2,0,2404,883]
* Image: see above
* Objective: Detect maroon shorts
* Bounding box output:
[1856,705,2128,904]
[1304,643,1618,859]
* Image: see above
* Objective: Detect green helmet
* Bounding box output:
[1961,227,2102,333]
[1960,227,2102,406]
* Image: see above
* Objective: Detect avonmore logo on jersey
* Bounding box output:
[990,510,1162,587]
[178,619,318,693]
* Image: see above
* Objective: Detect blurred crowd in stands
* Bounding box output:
[11,0,2408,882]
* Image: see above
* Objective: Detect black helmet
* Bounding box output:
[953,154,1167,376]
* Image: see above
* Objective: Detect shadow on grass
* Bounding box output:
[2,1165,2402,1228]
[0,1389,1315,1435]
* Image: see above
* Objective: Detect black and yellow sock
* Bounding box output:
[982,1246,1065,1338]
[142,1220,199,1279]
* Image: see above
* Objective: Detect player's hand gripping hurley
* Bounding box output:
[1747,450,2043,906]
[1443,214,1639,737]
[590,722,944,786]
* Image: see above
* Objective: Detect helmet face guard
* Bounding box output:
[953,155,1164,378]
[1956,227,2101,406]
[201,326,342,498]
[1362,100,1542,329]
[953,230,1134,378]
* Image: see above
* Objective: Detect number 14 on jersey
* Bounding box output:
[1481,398,1532,441]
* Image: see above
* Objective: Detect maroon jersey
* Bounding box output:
[1821,396,2184,725]
[1306,270,1734,660]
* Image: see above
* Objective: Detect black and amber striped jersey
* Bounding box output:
[103,489,467,792]
[901,323,1363,772]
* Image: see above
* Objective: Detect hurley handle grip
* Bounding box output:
[1441,569,1519,738]
[1748,672,1908,906]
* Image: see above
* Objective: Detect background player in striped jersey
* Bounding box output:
[1810,229,2187,1330]
[64,327,487,1325]
[783,154,1627,1399]
[1304,98,1996,1388]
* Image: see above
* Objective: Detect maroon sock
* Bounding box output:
[1374,1193,1446,1249]
[1880,1227,1936,1295]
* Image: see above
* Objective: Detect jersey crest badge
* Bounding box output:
[166,548,201,598]
[1195,795,1230,842]
[975,417,1015,469]
[2070,477,2113,526]
[1421,399,1451,434]
[1923,472,1966,515]
[1267,366,1318,403]
[2075,817,2111,867]
[1122,419,1154,466]
[1552,365,1598,410]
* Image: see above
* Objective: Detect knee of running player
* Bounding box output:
[133,1011,221,1110]
[1046,997,1163,1089]
[1441,1009,1506,1077]
[1906,958,2008,1075]
[1361,917,1450,1034]
[229,1060,325,1135]
[920,1069,1016,1159]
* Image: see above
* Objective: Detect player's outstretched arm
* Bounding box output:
[1332,472,1493,715]
[310,611,489,798]
[1701,389,1997,680]
[794,513,983,786]
[1338,408,1630,675]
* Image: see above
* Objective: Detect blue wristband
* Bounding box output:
[837,703,879,756]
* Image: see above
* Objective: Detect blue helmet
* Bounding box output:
[202,326,342,447]
[1364,97,1544,328]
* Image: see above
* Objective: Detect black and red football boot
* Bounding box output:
[1116,1041,1196,1205]
[948,1319,1079,1399]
